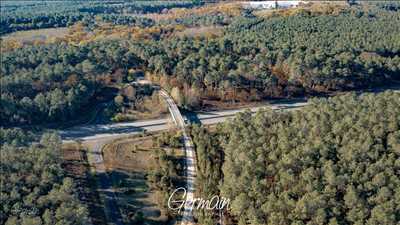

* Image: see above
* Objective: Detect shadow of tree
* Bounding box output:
[103,169,176,225]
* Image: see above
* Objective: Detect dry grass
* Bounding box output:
[62,143,88,177]
[113,94,169,122]
[2,27,69,42]
[102,133,183,224]
[173,26,224,38]
[1,3,238,51]
[143,2,242,21]
[103,136,155,171]
[1,27,70,52]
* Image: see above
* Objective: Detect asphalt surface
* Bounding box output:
[61,94,307,225]
[159,90,196,225]
[60,83,399,142]
[60,100,308,142]
[60,82,399,142]
[60,84,399,225]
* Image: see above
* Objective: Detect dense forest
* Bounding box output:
[190,91,400,225]
[0,0,197,34]
[2,2,399,126]
[150,5,400,101]
[2,1,400,225]
[148,131,185,218]
[1,41,145,125]
[0,131,89,225]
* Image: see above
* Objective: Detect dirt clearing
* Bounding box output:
[2,27,69,42]
[102,132,184,224]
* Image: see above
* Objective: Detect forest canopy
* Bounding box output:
[0,132,89,225]
[2,3,400,126]
[0,0,198,34]
[2,2,400,225]
[150,5,400,100]
[191,91,400,225]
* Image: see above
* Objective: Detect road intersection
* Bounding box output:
[61,92,307,225]
[60,84,399,225]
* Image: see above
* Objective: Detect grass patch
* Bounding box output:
[173,26,223,38]
[2,27,69,42]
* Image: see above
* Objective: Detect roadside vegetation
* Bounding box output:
[190,91,400,225]
[110,84,168,122]
[1,40,168,126]
[62,142,107,224]
[2,1,400,225]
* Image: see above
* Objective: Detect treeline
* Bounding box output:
[160,11,233,27]
[98,14,154,27]
[190,125,224,224]
[1,0,198,35]
[3,4,400,126]
[111,84,168,122]
[0,132,89,225]
[0,13,155,35]
[190,91,400,225]
[148,132,185,218]
[115,1,199,14]
[0,14,86,34]
[0,128,34,147]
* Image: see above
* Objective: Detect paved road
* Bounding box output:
[60,100,308,142]
[60,118,170,141]
[159,90,196,225]
[51,82,400,142]
[61,84,399,225]
[61,95,307,225]
[60,96,307,225]
[59,82,399,142]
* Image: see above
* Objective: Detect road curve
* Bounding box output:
[60,95,307,225]
[159,90,196,225]
[61,84,400,142]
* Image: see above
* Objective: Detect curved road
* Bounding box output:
[61,93,307,225]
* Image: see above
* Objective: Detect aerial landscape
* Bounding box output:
[1,0,400,225]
